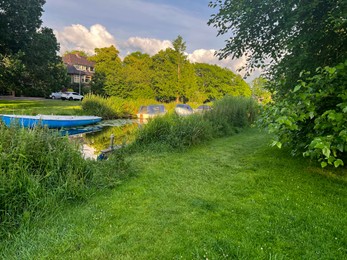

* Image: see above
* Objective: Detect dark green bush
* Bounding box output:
[260,61,347,168]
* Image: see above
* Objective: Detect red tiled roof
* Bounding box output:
[63,53,95,67]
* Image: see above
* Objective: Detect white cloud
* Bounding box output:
[123,37,173,55]
[188,49,246,73]
[55,24,117,54]
[188,49,262,82]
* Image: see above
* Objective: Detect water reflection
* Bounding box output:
[66,119,138,159]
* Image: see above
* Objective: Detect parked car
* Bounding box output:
[49,91,62,99]
[61,92,84,101]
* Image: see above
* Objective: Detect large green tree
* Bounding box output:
[21,27,69,96]
[89,45,123,97]
[151,36,198,102]
[0,0,45,55]
[208,0,347,94]
[194,63,251,100]
[122,52,155,99]
[151,47,198,102]
[0,0,68,96]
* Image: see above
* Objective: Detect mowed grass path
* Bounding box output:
[1,129,346,259]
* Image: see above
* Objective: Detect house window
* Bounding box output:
[73,75,80,83]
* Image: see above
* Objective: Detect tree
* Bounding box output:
[151,47,198,102]
[20,27,69,96]
[64,50,89,58]
[172,35,189,102]
[194,63,251,100]
[208,0,347,94]
[122,52,155,99]
[89,45,123,97]
[0,0,45,55]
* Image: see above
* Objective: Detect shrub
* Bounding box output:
[260,61,347,168]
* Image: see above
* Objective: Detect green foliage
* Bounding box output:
[0,1,68,97]
[131,96,257,151]
[0,124,92,235]
[151,47,198,102]
[208,0,347,93]
[260,61,347,167]
[251,77,272,104]
[20,27,69,96]
[122,52,155,99]
[194,63,252,100]
[64,50,89,58]
[0,0,45,55]
[89,46,123,97]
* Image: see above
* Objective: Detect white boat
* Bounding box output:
[174,104,194,116]
[137,105,167,119]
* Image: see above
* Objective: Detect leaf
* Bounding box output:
[271,140,282,149]
[321,161,328,168]
[293,85,301,92]
[334,159,344,168]
[322,147,331,158]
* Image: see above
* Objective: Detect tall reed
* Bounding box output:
[0,124,92,235]
[131,96,258,151]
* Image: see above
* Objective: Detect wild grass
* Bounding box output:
[1,129,346,259]
[0,123,92,236]
[0,123,134,237]
[81,94,168,119]
[131,96,258,151]
[80,94,209,119]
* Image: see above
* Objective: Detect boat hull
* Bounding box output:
[1,115,102,128]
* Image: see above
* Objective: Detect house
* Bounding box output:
[62,53,95,85]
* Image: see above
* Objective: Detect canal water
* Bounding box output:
[66,119,139,159]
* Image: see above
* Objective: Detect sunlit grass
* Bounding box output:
[0,100,83,115]
[1,129,346,259]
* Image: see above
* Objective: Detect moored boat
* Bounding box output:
[137,105,167,119]
[195,105,212,113]
[174,104,194,116]
[1,115,102,128]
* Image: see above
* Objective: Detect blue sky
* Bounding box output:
[42,0,260,80]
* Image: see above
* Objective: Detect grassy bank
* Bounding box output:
[0,99,83,115]
[1,129,346,259]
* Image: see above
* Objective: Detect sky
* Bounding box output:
[42,0,261,81]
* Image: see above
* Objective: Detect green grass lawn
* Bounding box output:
[0,99,83,115]
[1,129,346,259]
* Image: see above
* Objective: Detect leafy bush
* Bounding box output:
[260,61,347,168]
[0,124,93,235]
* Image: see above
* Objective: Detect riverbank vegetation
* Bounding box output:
[1,129,346,259]
[0,96,256,237]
